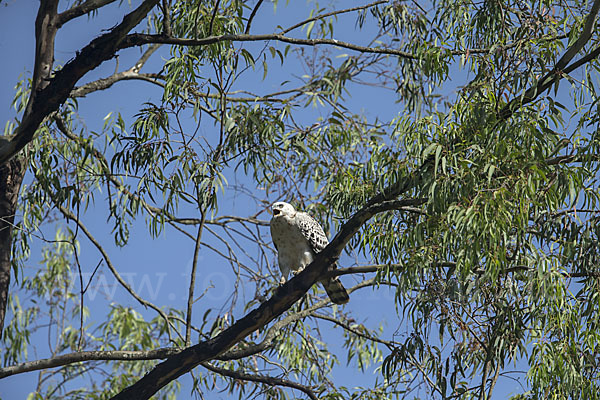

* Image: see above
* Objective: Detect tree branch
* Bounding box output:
[0,279,377,379]
[0,348,180,379]
[161,0,172,36]
[56,0,118,27]
[71,72,163,97]
[54,204,182,343]
[0,0,160,165]
[244,0,264,34]
[281,0,388,35]
[186,209,206,346]
[201,361,319,400]
[70,42,162,97]
[119,32,419,59]
[30,0,59,93]
[328,261,456,277]
[499,0,600,120]
[313,313,396,350]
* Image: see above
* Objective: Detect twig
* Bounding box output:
[281,0,388,35]
[245,0,264,34]
[312,313,396,350]
[55,204,182,343]
[56,0,118,27]
[208,0,221,36]
[186,209,207,346]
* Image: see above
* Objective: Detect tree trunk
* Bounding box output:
[0,155,26,333]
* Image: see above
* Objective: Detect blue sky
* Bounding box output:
[0,1,536,399]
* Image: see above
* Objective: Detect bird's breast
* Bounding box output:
[270,216,314,263]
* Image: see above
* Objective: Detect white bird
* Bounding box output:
[269,201,349,304]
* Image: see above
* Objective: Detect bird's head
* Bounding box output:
[271,202,296,217]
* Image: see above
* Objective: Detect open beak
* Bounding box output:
[273,209,281,216]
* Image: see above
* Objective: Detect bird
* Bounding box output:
[269,201,349,304]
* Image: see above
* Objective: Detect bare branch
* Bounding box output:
[54,204,182,343]
[186,210,207,346]
[0,348,180,379]
[328,261,456,277]
[31,0,59,93]
[313,313,396,349]
[120,32,419,59]
[71,44,162,97]
[132,43,162,72]
[70,72,163,97]
[201,361,319,400]
[176,215,269,227]
[56,0,118,27]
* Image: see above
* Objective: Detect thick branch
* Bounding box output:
[555,0,600,71]
[30,0,59,93]
[0,157,26,333]
[161,0,172,36]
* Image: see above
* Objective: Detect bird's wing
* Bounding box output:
[295,211,329,253]
[296,211,350,304]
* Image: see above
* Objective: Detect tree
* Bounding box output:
[1,0,600,398]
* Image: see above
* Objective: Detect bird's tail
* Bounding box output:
[322,277,349,305]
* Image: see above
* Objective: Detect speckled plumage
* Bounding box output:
[270,202,349,304]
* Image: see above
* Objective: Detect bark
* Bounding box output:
[0,156,26,333]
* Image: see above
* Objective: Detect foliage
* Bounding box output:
[2,0,600,399]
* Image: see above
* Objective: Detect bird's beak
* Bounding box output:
[272,209,281,216]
